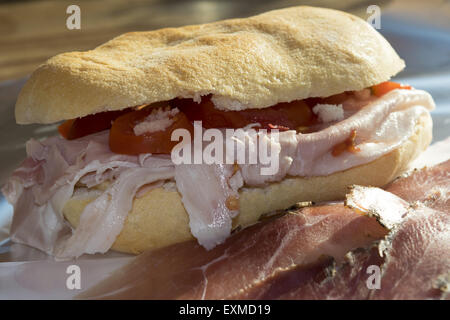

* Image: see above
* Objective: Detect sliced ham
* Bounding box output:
[175,164,242,250]
[55,168,175,259]
[238,130,297,186]
[3,131,175,258]
[231,89,434,185]
[371,203,449,299]
[288,89,434,177]
[254,161,450,300]
[1,89,436,257]
[386,159,450,212]
[269,246,383,299]
[78,160,449,299]
[371,159,450,299]
[276,197,449,299]
[77,204,386,299]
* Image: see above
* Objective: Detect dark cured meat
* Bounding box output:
[269,204,449,300]
[371,204,449,299]
[245,160,450,300]
[79,160,449,300]
[78,205,386,299]
[385,160,450,212]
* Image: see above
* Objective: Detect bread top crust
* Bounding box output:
[15,6,404,124]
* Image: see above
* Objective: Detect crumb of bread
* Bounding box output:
[134,107,179,135]
[313,104,344,123]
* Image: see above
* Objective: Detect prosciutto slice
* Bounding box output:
[250,161,449,300]
[371,205,449,299]
[386,159,450,211]
[249,161,450,300]
[77,204,386,299]
[276,186,449,299]
[78,160,449,299]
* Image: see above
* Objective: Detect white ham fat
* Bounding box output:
[175,164,242,249]
[312,103,345,123]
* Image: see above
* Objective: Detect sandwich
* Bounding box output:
[2,6,435,259]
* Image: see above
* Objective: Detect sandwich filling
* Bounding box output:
[2,83,435,258]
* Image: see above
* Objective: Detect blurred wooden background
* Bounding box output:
[0,0,389,82]
[0,0,448,82]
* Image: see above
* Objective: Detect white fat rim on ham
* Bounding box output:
[1,89,435,258]
[175,164,242,250]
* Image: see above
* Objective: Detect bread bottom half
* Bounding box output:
[63,115,432,254]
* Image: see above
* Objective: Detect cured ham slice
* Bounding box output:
[370,205,449,299]
[2,131,175,258]
[386,159,450,212]
[233,89,435,185]
[372,159,450,299]
[77,204,386,299]
[79,160,449,299]
[174,164,242,250]
[275,196,449,299]
[1,89,437,257]
[288,89,434,177]
[250,161,450,300]
[55,168,175,259]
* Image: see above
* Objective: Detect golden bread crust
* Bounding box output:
[16,6,404,124]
